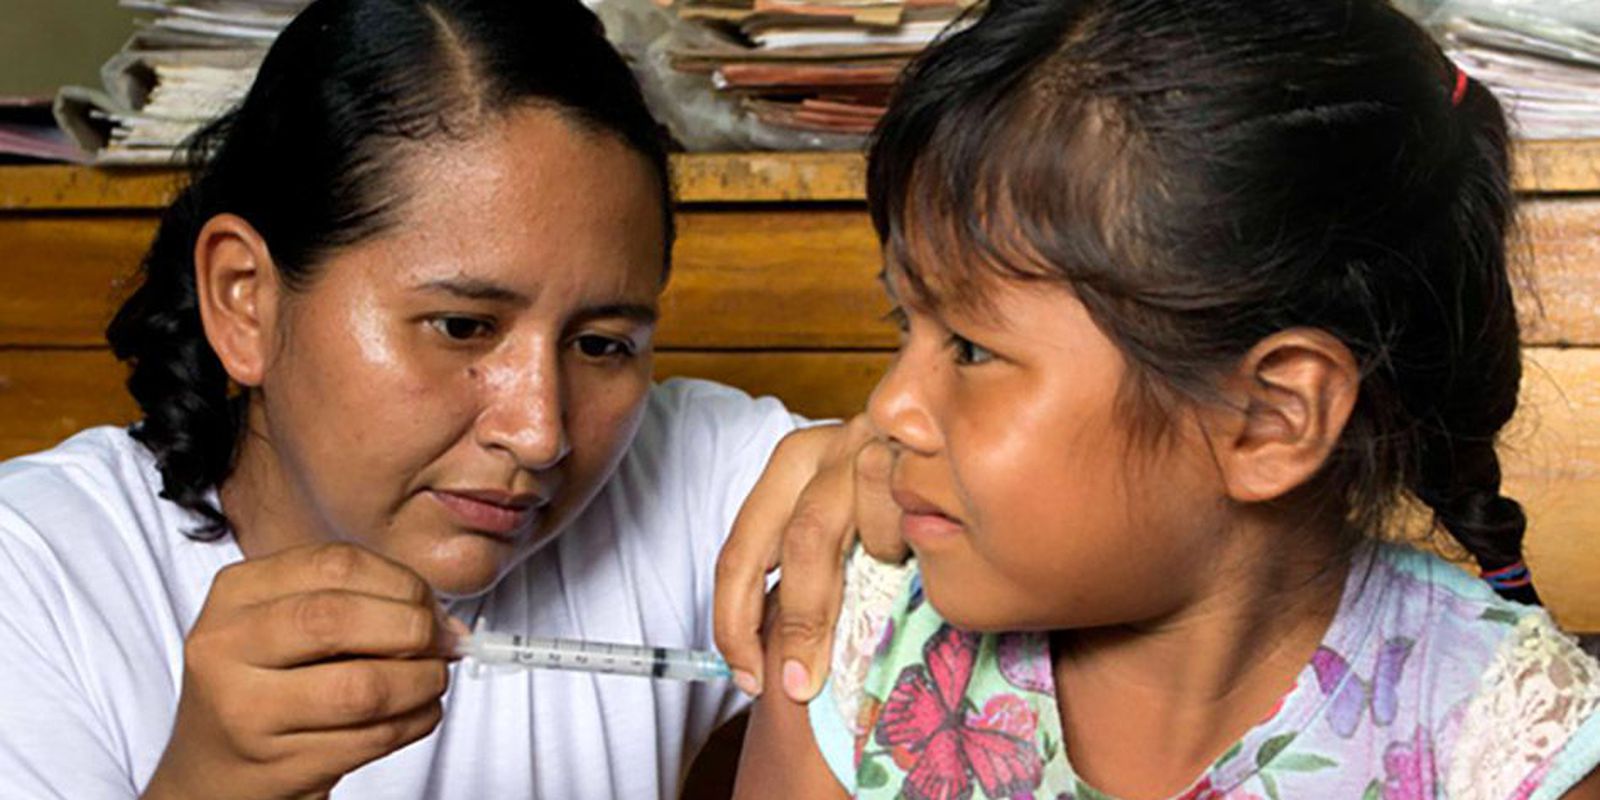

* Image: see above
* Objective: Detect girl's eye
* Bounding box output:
[882,306,910,333]
[950,334,995,366]
[428,315,495,341]
[574,334,635,359]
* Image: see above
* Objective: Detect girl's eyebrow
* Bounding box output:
[879,264,948,313]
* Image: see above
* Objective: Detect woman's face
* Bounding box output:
[238,108,665,597]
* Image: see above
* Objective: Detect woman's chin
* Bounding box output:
[410,537,523,599]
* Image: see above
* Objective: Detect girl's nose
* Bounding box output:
[867,348,942,456]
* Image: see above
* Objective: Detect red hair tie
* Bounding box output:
[1481,561,1531,590]
[1451,66,1470,107]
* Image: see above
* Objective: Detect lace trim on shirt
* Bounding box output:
[1446,612,1600,799]
[827,547,914,736]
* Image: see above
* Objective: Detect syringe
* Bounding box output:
[456,624,733,682]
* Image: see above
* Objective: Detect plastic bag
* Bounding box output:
[591,0,867,151]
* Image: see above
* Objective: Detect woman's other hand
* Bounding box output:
[142,543,461,800]
[714,414,906,703]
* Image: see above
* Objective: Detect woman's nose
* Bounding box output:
[474,349,571,471]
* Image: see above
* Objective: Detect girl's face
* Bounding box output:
[869,259,1232,632]
[237,108,664,597]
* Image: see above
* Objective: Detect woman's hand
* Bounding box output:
[714,414,906,703]
[142,543,462,800]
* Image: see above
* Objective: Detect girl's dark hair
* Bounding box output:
[870,0,1538,603]
[106,0,673,540]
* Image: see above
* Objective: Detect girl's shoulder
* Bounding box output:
[1371,544,1600,799]
[811,543,1600,799]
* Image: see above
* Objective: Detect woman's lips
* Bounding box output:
[429,489,543,538]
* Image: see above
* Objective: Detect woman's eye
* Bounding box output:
[951,334,995,366]
[574,334,635,359]
[428,315,494,341]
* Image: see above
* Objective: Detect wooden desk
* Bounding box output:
[2,148,1598,629]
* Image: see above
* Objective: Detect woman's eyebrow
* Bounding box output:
[413,277,531,304]
[570,303,659,327]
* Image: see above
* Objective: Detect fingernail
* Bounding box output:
[440,615,471,655]
[782,660,811,701]
[732,669,762,697]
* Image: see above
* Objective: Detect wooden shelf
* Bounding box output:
[0,152,868,211]
[1,142,1598,631]
[3,139,1597,211]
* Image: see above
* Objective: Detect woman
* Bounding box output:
[0,0,862,796]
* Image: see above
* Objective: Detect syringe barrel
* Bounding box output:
[461,632,731,681]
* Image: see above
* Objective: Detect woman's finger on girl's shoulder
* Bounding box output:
[853,438,907,563]
[771,457,858,702]
[716,425,837,697]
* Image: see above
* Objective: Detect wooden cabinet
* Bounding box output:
[2,148,1599,629]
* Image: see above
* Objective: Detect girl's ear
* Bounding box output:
[193,213,281,387]
[1202,328,1360,503]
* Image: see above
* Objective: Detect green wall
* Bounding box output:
[0,0,132,96]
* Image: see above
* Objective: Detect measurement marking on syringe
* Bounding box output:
[460,626,733,682]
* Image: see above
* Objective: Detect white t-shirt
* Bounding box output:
[0,378,801,800]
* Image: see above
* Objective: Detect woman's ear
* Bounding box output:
[193,214,281,387]
[1201,328,1360,503]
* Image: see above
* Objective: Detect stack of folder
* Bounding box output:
[666,0,973,138]
[1423,1,1600,139]
[54,0,981,160]
[55,0,299,165]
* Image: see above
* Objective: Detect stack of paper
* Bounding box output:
[0,96,90,164]
[55,0,300,164]
[667,0,973,138]
[1424,2,1600,139]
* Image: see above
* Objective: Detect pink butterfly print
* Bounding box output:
[997,633,1053,695]
[1310,637,1414,739]
[875,624,1044,800]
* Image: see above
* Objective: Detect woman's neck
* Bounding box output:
[1050,516,1353,800]
[219,406,321,560]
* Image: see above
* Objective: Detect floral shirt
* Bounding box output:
[809,544,1600,800]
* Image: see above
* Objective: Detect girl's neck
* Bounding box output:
[1050,518,1353,800]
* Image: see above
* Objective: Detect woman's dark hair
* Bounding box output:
[106,0,673,540]
[869,0,1538,603]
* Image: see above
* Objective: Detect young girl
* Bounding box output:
[733,0,1600,798]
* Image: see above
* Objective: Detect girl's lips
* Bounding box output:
[900,510,965,546]
[890,486,964,546]
[429,489,542,538]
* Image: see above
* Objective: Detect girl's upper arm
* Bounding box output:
[731,599,852,800]
[1561,769,1600,800]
